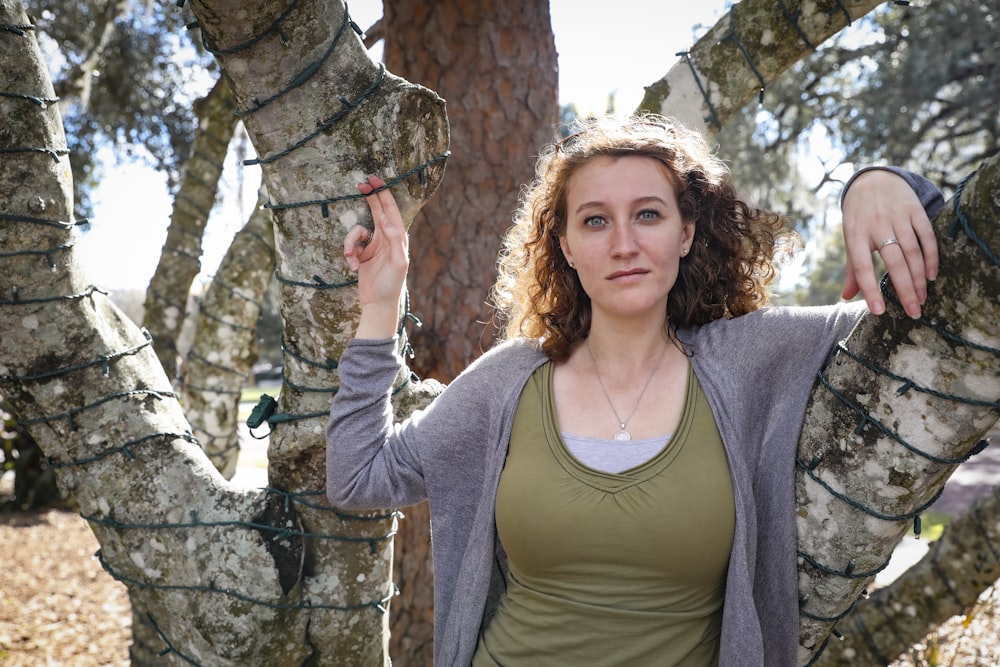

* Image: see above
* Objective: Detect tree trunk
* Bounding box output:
[795,153,1000,663]
[178,192,275,479]
[143,76,238,380]
[384,0,559,383]
[185,0,450,663]
[2,0,446,663]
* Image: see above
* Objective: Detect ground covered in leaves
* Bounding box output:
[1,508,130,666]
[0,509,996,666]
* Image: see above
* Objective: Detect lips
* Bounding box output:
[607,268,648,280]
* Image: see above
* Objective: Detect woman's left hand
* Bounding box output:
[841,169,939,318]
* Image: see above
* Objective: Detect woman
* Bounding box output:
[327,114,943,666]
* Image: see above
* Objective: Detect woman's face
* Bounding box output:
[559,155,695,326]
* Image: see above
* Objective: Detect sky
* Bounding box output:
[78,1,731,292]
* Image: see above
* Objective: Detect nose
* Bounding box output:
[610,222,639,257]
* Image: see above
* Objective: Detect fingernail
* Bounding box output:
[906,303,921,319]
[917,289,927,304]
[872,300,885,315]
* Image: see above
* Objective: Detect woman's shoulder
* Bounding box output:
[451,337,549,386]
[682,302,866,360]
[689,301,865,336]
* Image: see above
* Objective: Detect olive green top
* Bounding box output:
[473,361,735,666]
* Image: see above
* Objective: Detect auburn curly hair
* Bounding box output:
[490,113,788,361]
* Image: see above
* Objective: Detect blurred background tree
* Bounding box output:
[718,0,999,304]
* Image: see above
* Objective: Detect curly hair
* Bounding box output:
[490,113,788,361]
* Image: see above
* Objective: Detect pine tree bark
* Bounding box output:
[384,0,559,383]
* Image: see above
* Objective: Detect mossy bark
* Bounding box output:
[815,486,1000,666]
[179,194,276,480]
[637,0,887,134]
[796,153,1000,664]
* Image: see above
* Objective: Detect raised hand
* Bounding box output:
[841,169,939,318]
[345,175,410,339]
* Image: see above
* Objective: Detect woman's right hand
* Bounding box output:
[346,175,410,339]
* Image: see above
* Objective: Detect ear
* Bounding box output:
[682,220,696,249]
[559,235,574,266]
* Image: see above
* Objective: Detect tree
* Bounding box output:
[816,480,1000,666]
[383,0,559,383]
[794,155,1000,661]
[2,0,996,665]
[3,0,445,663]
[142,76,239,379]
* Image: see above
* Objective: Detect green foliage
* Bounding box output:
[741,0,1000,191]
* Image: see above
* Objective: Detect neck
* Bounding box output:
[585,319,672,367]
[581,331,673,392]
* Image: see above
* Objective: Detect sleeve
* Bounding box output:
[325,337,427,509]
[840,166,945,218]
[325,337,525,511]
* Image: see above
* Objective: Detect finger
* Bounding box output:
[847,245,884,315]
[878,239,922,318]
[359,177,385,225]
[843,224,884,313]
[343,224,373,271]
[913,211,939,284]
[841,269,860,302]
[367,177,405,237]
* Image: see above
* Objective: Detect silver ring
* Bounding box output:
[359,227,374,247]
[877,237,899,250]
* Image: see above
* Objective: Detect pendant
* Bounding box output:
[614,428,631,442]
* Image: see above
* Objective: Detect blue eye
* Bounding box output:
[583,215,606,228]
[638,209,661,221]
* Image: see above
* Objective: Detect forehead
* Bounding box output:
[566,155,679,204]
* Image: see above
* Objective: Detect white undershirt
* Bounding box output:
[561,433,672,474]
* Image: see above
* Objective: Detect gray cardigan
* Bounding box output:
[327,170,943,666]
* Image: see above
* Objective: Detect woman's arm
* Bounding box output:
[841,167,945,318]
[327,176,419,508]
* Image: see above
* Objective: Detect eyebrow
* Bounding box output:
[574,195,670,215]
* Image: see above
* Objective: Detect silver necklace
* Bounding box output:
[585,338,669,441]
